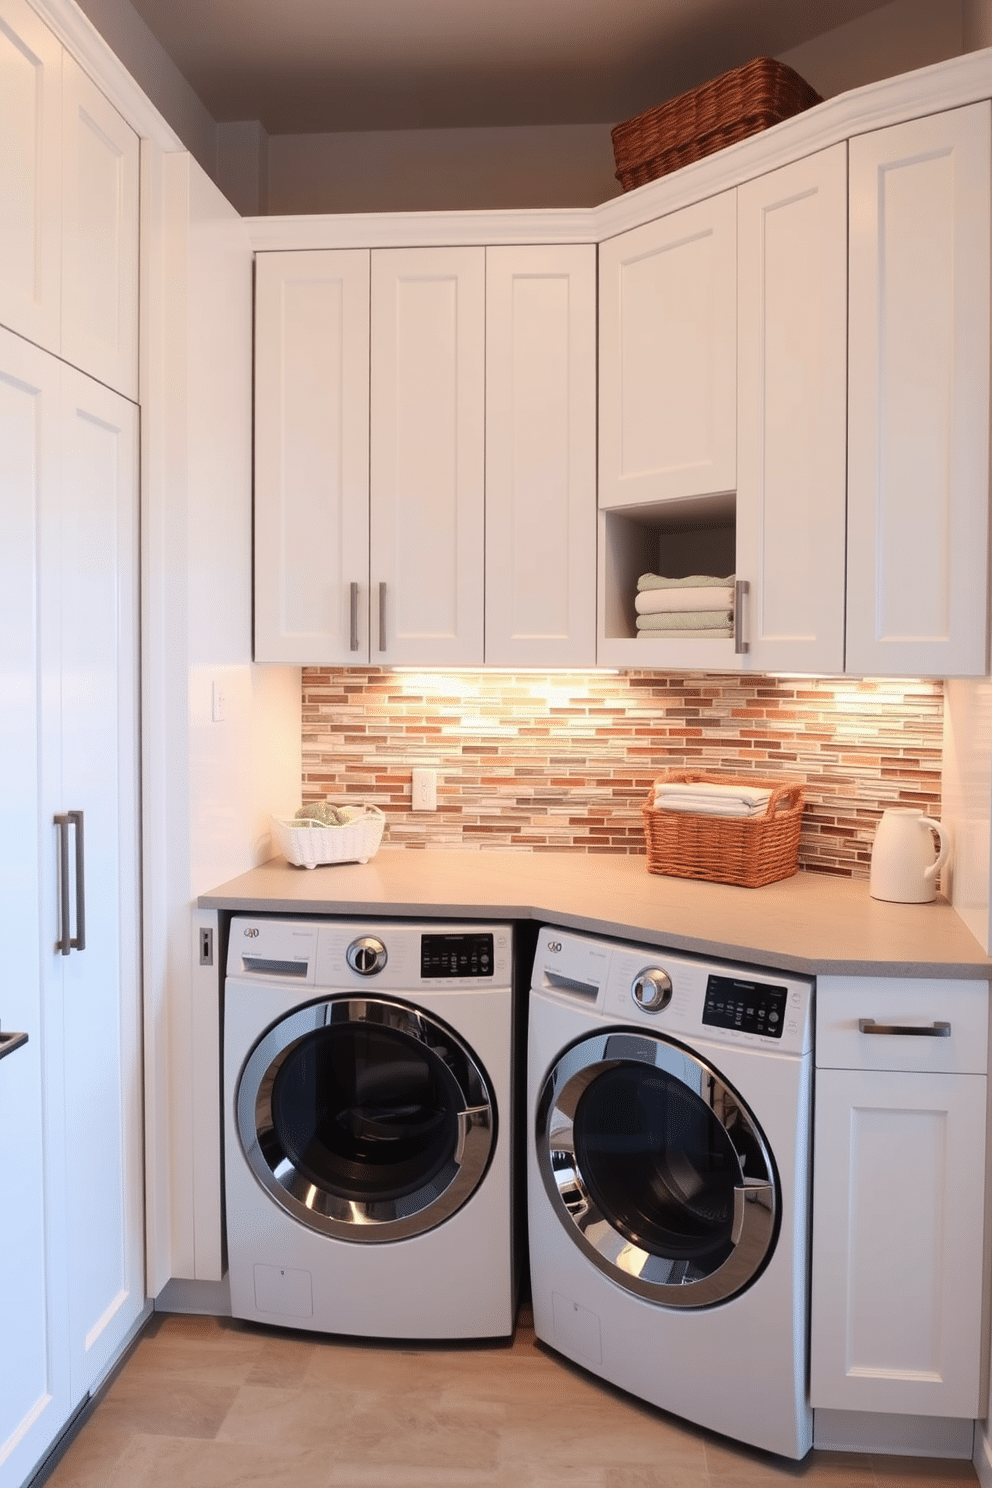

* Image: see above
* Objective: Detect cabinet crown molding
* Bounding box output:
[246,48,992,253]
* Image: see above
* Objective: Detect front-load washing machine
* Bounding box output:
[527,925,814,1459]
[224,916,516,1339]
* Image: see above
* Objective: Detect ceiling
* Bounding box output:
[120,0,894,134]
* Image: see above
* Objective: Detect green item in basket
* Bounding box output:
[294,801,349,827]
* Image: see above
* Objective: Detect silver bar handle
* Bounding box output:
[734,579,750,655]
[378,581,387,652]
[54,810,85,954]
[0,1028,29,1062]
[859,1018,951,1037]
[349,581,359,652]
[70,809,85,951]
[55,813,71,955]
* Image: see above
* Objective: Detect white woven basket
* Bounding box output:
[272,806,386,869]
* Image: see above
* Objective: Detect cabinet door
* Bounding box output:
[0,0,62,355]
[811,1067,987,1417]
[599,190,736,510]
[846,102,991,677]
[485,245,596,668]
[60,53,139,400]
[371,247,485,666]
[737,144,847,673]
[254,250,371,663]
[0,328,70,1488]
[51,368,142,1401]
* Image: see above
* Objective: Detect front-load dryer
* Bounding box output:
[527,925,814,1459]
[224,916,516,1339]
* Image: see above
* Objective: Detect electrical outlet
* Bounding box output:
[411,767,437,812]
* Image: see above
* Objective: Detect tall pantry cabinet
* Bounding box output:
[0,2,144,1484]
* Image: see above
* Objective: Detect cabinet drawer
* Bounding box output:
[816,976,988,1074]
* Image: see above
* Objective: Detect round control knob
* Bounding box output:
[346,936,387,975]
[631,968,673,1013]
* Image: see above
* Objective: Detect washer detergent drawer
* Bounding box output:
[811,974,990,1419]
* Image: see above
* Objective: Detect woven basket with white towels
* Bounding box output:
[642,770,805,887]
[652,780,772,817]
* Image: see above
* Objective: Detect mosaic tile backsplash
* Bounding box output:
[301,669,943,877]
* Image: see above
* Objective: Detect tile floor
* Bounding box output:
[40,1306,978,1488]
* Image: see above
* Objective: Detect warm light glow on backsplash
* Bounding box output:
[301,668,944,876]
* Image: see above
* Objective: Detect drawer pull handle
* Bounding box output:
[858,1018,951,1037]
[0,1029,29,1063]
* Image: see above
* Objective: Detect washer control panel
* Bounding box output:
[702,974,788,1039]
[421,932,494,978]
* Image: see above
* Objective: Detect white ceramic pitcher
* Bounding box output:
[869,807,950,903]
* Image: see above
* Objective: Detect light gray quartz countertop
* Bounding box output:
[198,849,992,979]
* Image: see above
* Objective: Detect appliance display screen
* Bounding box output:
[421,933,494,978]
[702,974,788,1038]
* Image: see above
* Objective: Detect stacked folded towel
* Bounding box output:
[653,781,772,817]
[636,573,734,638]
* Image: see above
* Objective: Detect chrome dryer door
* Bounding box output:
[537,1030,778,1307]
[237,996,495,1242]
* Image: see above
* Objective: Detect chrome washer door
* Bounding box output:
[238,997,495,1242]
[537,1030,778,1307]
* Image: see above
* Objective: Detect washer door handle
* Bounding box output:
[455,1104,492,1165]
[731,1178,775,1246]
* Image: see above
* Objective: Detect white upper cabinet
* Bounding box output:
[254,249,371,664]
[846,102,991,678]
[737,143,848,674]
[484,244,597,668]
[599,190,736,511]
[0,0,62,354]
[371,246,486,666]
[0,0,138,399]
[60,54,140,401]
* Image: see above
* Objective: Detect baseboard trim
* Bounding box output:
[814,1408,975,1459]
[154,1275,232,1316]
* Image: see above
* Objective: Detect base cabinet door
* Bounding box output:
[811,977,988,1419]
[846,102,991,677]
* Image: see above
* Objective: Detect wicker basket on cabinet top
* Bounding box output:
[612,57,823,193]
[642,771,804,888]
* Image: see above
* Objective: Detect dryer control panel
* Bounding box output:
[531,926,813,1055]
[703,974,788,1039]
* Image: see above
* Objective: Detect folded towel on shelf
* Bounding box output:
[638,573,735,591]
[637,628,733,638]
[636,609,732,631]
[653,782,773,817]
[635,585,734,615]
